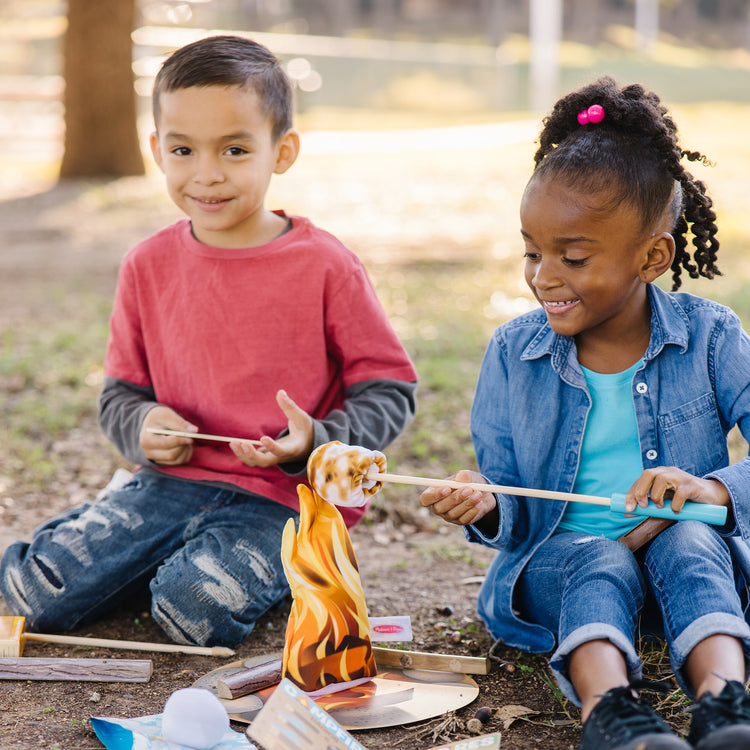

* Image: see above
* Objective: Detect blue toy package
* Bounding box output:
[90,713,255,750]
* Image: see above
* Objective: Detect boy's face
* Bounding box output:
[150,85,297,248]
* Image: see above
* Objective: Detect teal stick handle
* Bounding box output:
[609,494,727,526]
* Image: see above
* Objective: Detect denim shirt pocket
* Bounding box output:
[658,392,725,475]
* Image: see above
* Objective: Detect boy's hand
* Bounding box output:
[230,389,313,468]
[624,466,730,513]
[141,406,198,465]
[419,470,496,526]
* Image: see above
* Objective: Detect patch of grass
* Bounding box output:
[370,258,520,480]
[0,293,110,485]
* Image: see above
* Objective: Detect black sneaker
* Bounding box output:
[687,680,750,749]
[580,684,691,750]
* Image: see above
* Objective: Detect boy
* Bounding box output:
[0,35,417,648]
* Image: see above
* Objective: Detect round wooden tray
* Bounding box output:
[193,653,479,730]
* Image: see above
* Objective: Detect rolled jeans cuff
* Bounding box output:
[670,612,750,698]
[549,623,641,706]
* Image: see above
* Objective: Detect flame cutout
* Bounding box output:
[307,441,387,508]
[314,679,379,711]
[281,479,377,695]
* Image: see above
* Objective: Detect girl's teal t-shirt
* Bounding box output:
[556,360,644,539]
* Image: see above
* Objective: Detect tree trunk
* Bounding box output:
[529,0,562,113]
[60,0,144,178]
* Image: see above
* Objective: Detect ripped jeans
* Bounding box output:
[0,469,298,647]
[515,523,750,705]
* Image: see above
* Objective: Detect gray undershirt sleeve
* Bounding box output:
[98,377,417,475]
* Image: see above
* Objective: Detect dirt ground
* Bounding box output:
[0,142,600,750]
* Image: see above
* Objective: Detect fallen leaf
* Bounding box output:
[495,703,540,729]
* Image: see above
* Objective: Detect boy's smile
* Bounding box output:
[519,174,664,371]
[150,85,298,248]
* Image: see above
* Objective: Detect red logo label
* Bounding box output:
[373,624,404,634]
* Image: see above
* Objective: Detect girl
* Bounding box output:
[420,77,750,750]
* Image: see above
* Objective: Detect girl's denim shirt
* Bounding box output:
[466,283,750,653]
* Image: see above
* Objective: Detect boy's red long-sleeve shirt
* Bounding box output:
[102,214,417,525]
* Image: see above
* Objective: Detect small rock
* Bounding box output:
[88,692,101,703]
[466,717,484,735]
[474,706,492,723]
[171,669,199,680]
[436,605,454,617]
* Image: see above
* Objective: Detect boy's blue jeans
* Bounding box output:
[0,470,298,647]
[515,521,750,705]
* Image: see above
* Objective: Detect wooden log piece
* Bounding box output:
[373,647,490,675]
[0,657,152,682]
[216,654,284,699]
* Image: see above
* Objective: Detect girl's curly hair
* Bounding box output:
[532,76,719,290]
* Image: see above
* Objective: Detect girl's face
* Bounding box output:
[520,173,655,357]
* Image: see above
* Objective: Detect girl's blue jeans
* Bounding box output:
[0,470,298,647]
[515,521,750,705]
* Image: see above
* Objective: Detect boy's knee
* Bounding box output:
[0,545,69,626]
[149,546,288,647]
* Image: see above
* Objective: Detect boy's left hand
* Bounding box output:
[230,389,313,468]
[624,466,730,514]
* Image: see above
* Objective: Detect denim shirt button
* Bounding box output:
[646,449,658,460]
[636,382,648,394]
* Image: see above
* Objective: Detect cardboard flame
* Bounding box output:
[281,442,386,695]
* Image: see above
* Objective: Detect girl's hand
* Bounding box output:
[624,466,730,514]
[230,389,313,468]
[419,470,497,526]
[141,406,198,465]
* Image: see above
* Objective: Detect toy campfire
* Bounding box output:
[278,437,726,698]
[280,441,386,697]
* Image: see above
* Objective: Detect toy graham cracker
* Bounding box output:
[280,441,386,697]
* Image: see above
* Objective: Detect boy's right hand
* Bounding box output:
[419,470,497,526]
[140,406,198,465]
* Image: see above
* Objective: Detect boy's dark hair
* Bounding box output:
[152,35,293,142]
[533,76,719,291]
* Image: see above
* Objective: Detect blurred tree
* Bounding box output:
[635,0,659,52]
[60,0,144,178]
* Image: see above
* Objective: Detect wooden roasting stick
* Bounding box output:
[0,657,152,683]
[1,615,234,657]
[21,632,235,657]
[365,471,727,525]
[147,428,262,446]
[215,648,490,700]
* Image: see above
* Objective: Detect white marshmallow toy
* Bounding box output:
[161,687,229,749]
